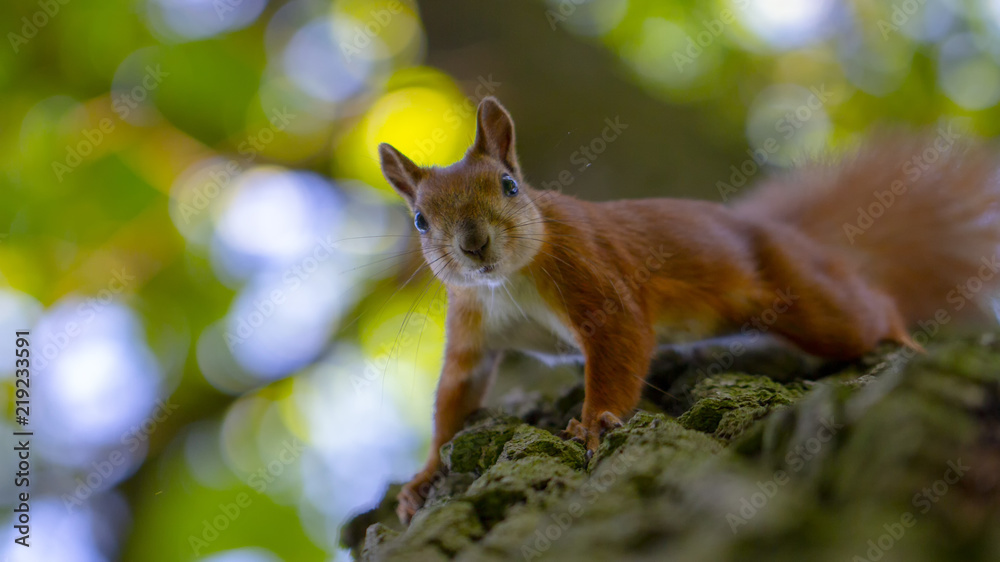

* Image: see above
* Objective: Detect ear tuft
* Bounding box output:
[378,143,424,207]
[471,97,519,174]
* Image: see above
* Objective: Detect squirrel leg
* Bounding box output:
[563,328,654,455]
[397,350,501,524]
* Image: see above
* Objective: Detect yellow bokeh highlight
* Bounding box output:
[241,93,333,164]
[333,67,475,197]
[0,248,43,298]
[357,280,448,389]
[333,0,424,60]
[262,377,312,444]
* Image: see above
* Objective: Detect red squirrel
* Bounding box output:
[378,97,1000,523]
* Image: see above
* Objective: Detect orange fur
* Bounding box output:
[737,131,1000,324]
[380,99,1000,524]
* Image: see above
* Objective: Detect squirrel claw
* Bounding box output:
[560,418,587,442]
[561,416,602,454]
[396,487,420,525]
[396,471,433,525]
[563,412,626,456]
[598,412,624,436]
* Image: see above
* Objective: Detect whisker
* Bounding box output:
[504,191,552,224]
[511,233,627,314]
[412,280,446,393]
[496,189,550,225]
[501,216,588,233]
[327,233,449,245]
[507,237,585,277]
[538,265,569,314]
[337,245,449,275]
[630,369,676,400]
[507,236,616,302]
[501,279,529,322]
[356,252,449,334]
[381,270,440,408]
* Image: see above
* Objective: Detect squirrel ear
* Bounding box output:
[378,143,424,207]
[471,97,519,174]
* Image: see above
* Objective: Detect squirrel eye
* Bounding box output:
[501,174,518,197]
[414,211,429,233]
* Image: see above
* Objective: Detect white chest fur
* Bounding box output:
[473,274,581,363]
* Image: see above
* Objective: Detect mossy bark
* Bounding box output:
[343,334,1000,562]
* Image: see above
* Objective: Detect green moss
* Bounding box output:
[476,506,545,551]
[349,333,1000,562]
[497,425,587,470]
[360,523,400,562]
[439,414,521,474]
[678,373,804,440]
[592,412,724,484]
[678,396,731,432]
[924,336,1000,384]
[464,457,586,528]
[403,501,485,555]
[366,545,448,562]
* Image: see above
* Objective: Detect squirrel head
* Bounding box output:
[378,97,545,287]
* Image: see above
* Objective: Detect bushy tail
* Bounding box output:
[735,129,1000,326]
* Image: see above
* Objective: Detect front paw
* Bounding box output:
[396,471,434,525]
[560,411,624,457]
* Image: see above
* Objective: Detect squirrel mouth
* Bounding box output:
[477,264,497,274]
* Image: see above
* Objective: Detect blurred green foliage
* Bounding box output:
[1,0,998,561]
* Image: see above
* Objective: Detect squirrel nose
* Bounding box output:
[459,228,490,259]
